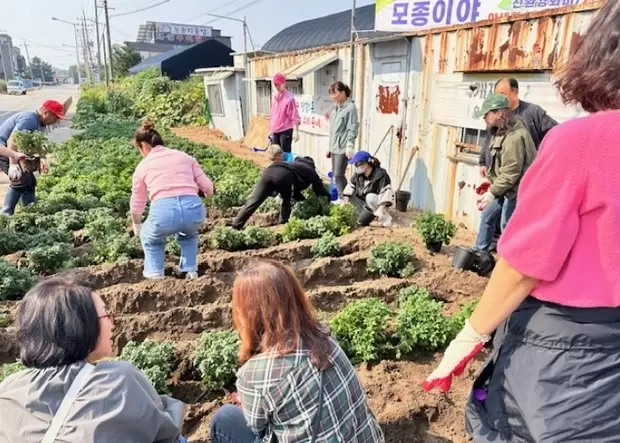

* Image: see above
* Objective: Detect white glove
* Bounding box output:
[423,320,490,392]
[374,206,392,227]
[477,190,495,211]
[132,223,142,237]
[293,130,299,142]
[8,164,22,182]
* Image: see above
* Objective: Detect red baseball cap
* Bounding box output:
[272,73,286,86]
[42,100,67,119]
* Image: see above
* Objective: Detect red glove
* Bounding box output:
[422,320,490,392]
[475,180,491,196]
[230,392,240,405]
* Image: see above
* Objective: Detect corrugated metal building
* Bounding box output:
[244,2,601,231]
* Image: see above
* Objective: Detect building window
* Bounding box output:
[256,80,272,116]
[207,84,224,116]
[460,127,488,147]
[286,79,302,95]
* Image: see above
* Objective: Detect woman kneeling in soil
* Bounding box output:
[130,119,214,280]
[210,259,384,443]
[0,277,188,443]
[424,2,620,441]
[342,150,393,227]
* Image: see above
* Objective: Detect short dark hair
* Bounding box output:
[17,277,100,368]
[554,1,620,113]
[495,77,519,91]
[328,81,351,98]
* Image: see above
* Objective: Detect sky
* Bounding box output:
[0,0,375,69]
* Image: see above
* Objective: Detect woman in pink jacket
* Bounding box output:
[424,2,620,441]
[130,120,214,280]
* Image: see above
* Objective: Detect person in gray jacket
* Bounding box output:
[0,277,187,443]
[327,81,359,198]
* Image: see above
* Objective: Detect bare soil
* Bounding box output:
[0,127,488,442]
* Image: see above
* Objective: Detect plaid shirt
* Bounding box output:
[236,336,385,443]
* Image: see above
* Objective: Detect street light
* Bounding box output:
[52,17,81,83]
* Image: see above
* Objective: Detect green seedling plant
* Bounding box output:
[367,242,415,277]
[119,339,176,394]
[195,330,240,391]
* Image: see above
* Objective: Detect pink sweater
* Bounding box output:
[269,89,300,134]
[130,146,214,215]
[498,110,620,308]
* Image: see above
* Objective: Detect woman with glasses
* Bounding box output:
[0,277,188,443]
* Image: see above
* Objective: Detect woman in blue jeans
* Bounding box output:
[130,120,214,280]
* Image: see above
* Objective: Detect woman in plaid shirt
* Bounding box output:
[210,259,384,443]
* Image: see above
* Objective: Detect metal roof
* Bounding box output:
[261,4,394,53]
[128,45,188,74]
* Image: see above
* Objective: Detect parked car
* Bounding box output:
[6,80,27,95]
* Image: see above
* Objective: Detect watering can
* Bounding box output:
[327,171,339,201]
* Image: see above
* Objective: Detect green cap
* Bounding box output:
[474,93,509,119]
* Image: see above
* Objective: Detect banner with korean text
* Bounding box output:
[375,0,586,33]
[295,95,334,136]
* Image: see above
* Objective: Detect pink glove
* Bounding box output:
[422,320,490,392]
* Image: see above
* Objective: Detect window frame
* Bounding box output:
[206,83,225,116]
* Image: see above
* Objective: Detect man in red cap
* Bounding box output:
[269,73,300,155]
[0,99,66,215]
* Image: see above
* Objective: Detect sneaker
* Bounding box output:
[331,198,345,205]
[186,272,199,280]
[144,275,164,280]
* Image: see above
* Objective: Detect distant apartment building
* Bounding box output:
[0,34,15,80]
[127,21,232,59]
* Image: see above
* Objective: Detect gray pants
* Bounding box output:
[331,153,347,197]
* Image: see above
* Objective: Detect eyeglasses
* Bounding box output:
[99,314,115,323]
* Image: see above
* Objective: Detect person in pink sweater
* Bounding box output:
[269,73,300,154]
[423,2,620,441]
[130,120,214,280]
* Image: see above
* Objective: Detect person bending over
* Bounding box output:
[232,145,329,230]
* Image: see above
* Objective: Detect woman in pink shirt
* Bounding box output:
[130,120,214,280]
[269,73,300,155]
[424,3,620,441]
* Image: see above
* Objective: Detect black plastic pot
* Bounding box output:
[473,250,496,276]
[357,207,375,226]
[452,246,478,270]
[426,241,443,253]
[395,190,411,212]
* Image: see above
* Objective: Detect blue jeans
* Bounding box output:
[211,405,256,443]
[140,196,206,278]
[474,196,517,251]
[2,186,36,215]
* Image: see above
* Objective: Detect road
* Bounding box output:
[0,84,78,125]
[0,85,79,209]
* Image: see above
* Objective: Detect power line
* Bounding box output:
[183,0,246,24]
[201,0,266,25]
[110,0,170,17]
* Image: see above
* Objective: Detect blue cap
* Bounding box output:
[348,150,372,165]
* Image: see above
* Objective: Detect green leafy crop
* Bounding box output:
[0,361,26,383]
[0,259,35,301]
[211,226,276,251]
[367,242,415,277]
[394,286,453,356]
[414,212,457,245]
[26,243,73,275]
[119,339,176,394]
[311,233,341,258]
[195,330,240,391]
[331,298,393,363]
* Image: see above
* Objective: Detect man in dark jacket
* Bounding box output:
[231,146,329,229]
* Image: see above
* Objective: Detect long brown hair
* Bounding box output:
[232,259,333,370]
[554,0,620,113]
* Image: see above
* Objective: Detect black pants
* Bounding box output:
[331,153,347,197]
[272,128,293,153]
[231,169,295,229]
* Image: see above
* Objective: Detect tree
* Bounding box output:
[30,57,55,83]
[68,64,88,84]
[112,43,142,78]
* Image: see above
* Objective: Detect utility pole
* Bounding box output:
[79,19,93,82]
[101,24,108,86]
[103,0,113,81]
[82,12,96,81]
[94,0,102,82]
[23,41,34,81]
[349,0,356,88]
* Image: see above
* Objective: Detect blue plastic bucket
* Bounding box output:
[283,152,297,162]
